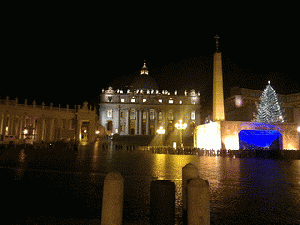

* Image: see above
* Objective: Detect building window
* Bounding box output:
[191,111,195,120]
[143,111,147,120]
[131,98,136,103]
[158,99,162,103]
[130,109,136,120]
[107,109,112,118]
[169,110,173,120]
[108,96,112,102]
[121,98,125,103]
[158,112,163,121]
[169,99,173,104]
[179,100,182,104]
[143,98,146,102]
[150,110,155,120]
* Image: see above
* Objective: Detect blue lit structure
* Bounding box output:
[239,130,282,150]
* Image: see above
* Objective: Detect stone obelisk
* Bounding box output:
[213,35,225,121]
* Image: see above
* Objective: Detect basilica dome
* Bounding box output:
[131,62,159,91]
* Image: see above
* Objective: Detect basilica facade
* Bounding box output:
[99,63,201,145]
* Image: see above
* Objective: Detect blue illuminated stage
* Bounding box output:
[239,130,282,150]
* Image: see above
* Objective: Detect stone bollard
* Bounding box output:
[101,171,124,225]
[182,163,199,222]
[150,180,175,225]
[187,177,210,225]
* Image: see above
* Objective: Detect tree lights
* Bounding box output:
[255,81,284,123]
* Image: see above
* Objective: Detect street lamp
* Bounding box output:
[157,126,165,146]
[157,126,165,135]
[175,120,187,148]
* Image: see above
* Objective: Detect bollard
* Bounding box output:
[150,180,175,225]
[101,171,124,225]
[182,163,199,222]
[187,177,210,225]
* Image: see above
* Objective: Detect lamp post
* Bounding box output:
[157,126,165,146]
[175,120,187,148]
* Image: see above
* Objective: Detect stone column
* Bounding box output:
[10,115,15,136]
[139,109,142,134]
[45,119,53,142]
[213,51,225,122]
[19,116,23,140]
[126,109,130,135]
[154,110,158,134]
[36,118,43,142]
[7,115,11,136]
[42,119,46,141]
[76,120,82,143]
[88,119,96,143]
[146,111,150,135]
[117,106,120,134]
[0,114,5,139]
[49,119,55,142]
[135,109,139,135]
[15,117,19,138]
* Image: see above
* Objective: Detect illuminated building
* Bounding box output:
[99,62,200,145]
[225,86,300,123]
[195,36,300,150]
[0,98,102,144]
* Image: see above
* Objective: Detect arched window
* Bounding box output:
[130,109,136,120]
[168,110,173,120]
[158,112,163,121]
[107,121,113,132]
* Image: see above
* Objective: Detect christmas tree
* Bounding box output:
[255,81,284,123]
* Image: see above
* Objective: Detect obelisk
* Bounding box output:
[213,35,225,121]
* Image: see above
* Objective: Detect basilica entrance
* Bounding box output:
[81,122,89,142]
[239,130,282,150]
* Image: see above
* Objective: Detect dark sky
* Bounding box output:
[2,5,299,109]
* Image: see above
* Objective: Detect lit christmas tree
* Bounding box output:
[255,81,284,123]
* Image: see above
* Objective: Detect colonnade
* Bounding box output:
[0,113,77,143]
[115,108,166,136]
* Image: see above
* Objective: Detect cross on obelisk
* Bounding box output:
[214,35,220,51]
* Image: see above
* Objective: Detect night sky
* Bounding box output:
[2,5,299,110]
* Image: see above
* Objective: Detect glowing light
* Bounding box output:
[287,143,295,150]
[223,132,239,150]
[157,126,165,135]
[24,129,28,134]
[83,130,87,133]
[95,130,100,134]
[175,120,187,130]
[235,95,242,107]
[195,122,221,150]
[297,126,300,133]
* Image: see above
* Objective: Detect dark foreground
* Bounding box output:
[1,143,300,224]
[0,144,104,224]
